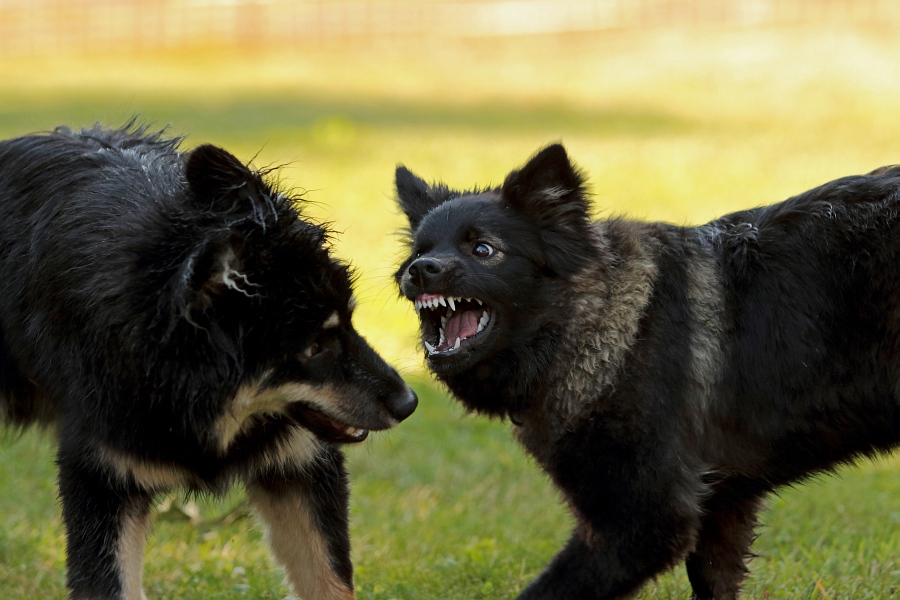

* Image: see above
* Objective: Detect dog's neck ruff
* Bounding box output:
[541,222,659,426]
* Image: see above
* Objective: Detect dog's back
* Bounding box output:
[0,125,183,427]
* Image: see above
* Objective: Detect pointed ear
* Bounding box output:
[186,144,248,198]
[502,144,597,278]
[186,144,275,217]
[395,165,444,230]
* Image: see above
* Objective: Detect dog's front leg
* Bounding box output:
[517,529,653,600]
[57,449,153,600]
[518,435,703,599]
[247,444,355,600]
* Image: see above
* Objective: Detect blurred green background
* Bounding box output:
[1,1,899,598]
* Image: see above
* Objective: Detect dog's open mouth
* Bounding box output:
[291,404,369,444]
[414,293,494,355]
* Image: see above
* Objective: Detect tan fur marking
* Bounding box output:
[253,427,323,476]
[548,220,659,424]
[216,381,360,452]
[322,311,340,329]
[117,510,150,600]
[248,484,355,600]
[215,380,292,451]
[684,237,726,426]
[100,446,190,490]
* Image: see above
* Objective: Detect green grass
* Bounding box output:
[1,23,900,599]
[1,383,898,599]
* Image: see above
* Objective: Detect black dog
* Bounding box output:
[395,144,900,599]
[0,123,417,600]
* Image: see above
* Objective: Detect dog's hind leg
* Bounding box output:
[57,449,153,600]
[247,444,355,600]
[685,491,765,600]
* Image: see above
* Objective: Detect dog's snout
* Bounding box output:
[387,387,418,422]
[408,257,444,287]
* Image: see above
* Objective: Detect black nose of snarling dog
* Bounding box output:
[387,387,418,422]
[408,257,444,288]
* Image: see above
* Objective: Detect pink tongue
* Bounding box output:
[442,310,480,347]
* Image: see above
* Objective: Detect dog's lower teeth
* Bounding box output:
[453,337,461,350]
[424,341,436,353]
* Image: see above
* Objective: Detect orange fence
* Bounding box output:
[1,0,898,56]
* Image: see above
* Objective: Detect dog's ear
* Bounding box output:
[185,144,274,218]
[396,166,445,230]
[502,144,597,278]
[164,145,276,334]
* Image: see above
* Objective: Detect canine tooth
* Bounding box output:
[480,311,489,326]
[439,329,445,346]
[448,297,456,311]
[439,296,447,307]
[476,322,484,334]
[475,298,483,305]
[424,341,436,354]
[452,337,461,350]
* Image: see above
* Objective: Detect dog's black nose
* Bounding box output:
[387,387,418,422]
[408,257,444,288]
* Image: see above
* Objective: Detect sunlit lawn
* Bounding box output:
[1,24,899,599]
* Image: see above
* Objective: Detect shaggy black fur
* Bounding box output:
[0,123,416,600]
[395,144,900,599]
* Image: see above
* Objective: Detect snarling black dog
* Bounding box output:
[395,144,899,599]
[0,123,417,600]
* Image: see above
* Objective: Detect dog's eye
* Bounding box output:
[473,242,494,258]
[303,342,322,358]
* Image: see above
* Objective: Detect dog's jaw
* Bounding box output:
[408,293,503,376]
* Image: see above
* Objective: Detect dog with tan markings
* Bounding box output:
[0,123,417,600]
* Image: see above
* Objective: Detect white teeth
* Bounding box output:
[448,297,456,311]
[476,311,490,334]
[438,297,446,307]
[423,341,436,354]
[439,329,445,346]
[452,337,461,350]
[475,298,483,305]
[345,426,365,437]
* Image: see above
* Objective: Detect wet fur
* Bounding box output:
[395,144,900,599]
[0,123,416,600]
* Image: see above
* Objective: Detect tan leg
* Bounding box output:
[247,446,355,600]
